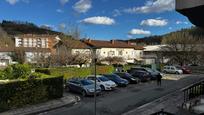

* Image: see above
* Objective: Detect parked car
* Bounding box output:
[103,74,129,87]
[87,75,117,91]
[65,79,101,96]
[129,70,151,82]
[163,66,183,74]
[181,66,192,74]
[114,72,140,84]
[127,67,159,80]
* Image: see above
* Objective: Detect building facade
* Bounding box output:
[83,39,144,64]
[14,34,60,63]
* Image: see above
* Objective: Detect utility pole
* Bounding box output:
[93,47,97,115]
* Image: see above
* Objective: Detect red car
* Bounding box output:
[181,66,192,74]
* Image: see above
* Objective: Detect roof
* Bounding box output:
[83,39,144,50]
[0,47,14,52]
[14,47,51,52]
[56,39,90,49]
[144,45,167,51]
[15,34,59,38]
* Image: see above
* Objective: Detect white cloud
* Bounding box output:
[60,0,69,5]
[6,0,19,5]
[5,0,29,5]
[59,23,66,30]
[73,0,92,13]
[56,9,63,13]
[124,0,175,14]
[140,19,168,26]
[127,35,133,38]
[129,29,151,35]
[176,21,189,25]
[81,16,115,25]
[113,9,121,17]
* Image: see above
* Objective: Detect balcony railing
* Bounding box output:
[182,80,204,103]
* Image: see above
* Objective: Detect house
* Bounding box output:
[14,34,60,63]
[0,47,14,67]
[83,39,144,64]
[142,45,168,65]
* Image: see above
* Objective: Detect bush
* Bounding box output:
[35,68,51,75]
[0,64,31,80]
[0,76,63,112]
[50,65,114,79]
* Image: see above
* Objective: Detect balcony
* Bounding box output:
[176,0,204,27]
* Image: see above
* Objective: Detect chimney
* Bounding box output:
[127,41,131,45]
[88,39,91,43]
[111,40,115,44]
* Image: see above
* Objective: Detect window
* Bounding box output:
[75,51,80,54]
[108,51,115,56]
[118,50,123,55]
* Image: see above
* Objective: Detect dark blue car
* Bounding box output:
[103,74,129,87]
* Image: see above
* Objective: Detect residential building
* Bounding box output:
[83,39,144,64]
[14,34,60,63]
[0,47,14,67]
[142,45,168,65]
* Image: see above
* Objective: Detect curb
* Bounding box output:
[123,77,204,115]
[0,95,80,115]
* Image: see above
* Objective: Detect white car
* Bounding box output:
[87,75,117,91]
[163,66,183,74]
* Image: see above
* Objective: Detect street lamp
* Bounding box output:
[91,47,97,115]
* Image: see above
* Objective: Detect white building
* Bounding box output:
[83,39,144,64]
[143,45,168,64]
[0,48,13,67]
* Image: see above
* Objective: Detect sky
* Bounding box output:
[0,0,193,40]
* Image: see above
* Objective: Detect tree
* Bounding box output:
[100,56,125,65]
[0,26,14,47]
[162,32,201,65]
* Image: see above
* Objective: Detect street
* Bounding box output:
[39,74,204,115]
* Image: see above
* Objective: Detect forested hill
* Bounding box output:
[128,36,163,45]
[0,20,61,35]
[128,27,204,45]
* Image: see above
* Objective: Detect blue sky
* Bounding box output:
[0,0,193,40]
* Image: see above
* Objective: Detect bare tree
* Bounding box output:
[162,32,201,65]
[0,26,14,47]
[101,56,125,65]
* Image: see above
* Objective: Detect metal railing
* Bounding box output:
[182,80,204,103]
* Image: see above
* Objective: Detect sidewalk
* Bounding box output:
[123,87,197,115]
[0,94,80,115]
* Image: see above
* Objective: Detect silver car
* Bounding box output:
[65,79,101,96]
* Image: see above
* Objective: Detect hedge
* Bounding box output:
[0,76,63,112]
[49,65,115,79]
[35,68,51,75]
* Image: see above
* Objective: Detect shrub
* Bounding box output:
[0,64,31,80]
[35,68,51,75]
[50,65,115,79]
[0,76,63,112]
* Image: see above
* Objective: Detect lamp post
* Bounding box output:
[92,47,97,115]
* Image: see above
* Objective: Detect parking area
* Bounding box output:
[162,73,191,80]
[43,74,204,115]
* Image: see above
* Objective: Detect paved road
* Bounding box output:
[40,74,204,115]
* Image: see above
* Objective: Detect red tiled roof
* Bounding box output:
[58,39,90,49]
[15,34,58,38]
[0,47,14,52]
[14,47,51,52]
[83,39,144,50]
